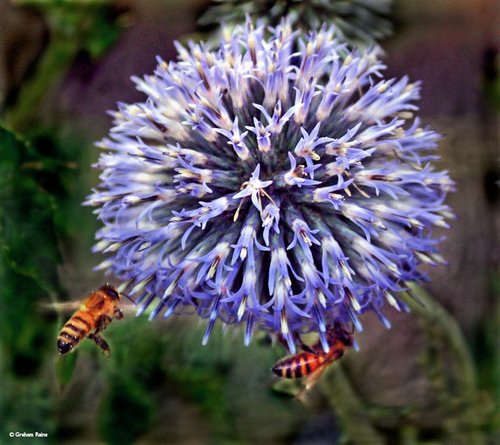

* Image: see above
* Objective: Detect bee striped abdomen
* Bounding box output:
[57,310,93,354]
[272,352,323,379]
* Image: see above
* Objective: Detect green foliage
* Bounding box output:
[473,275,500,437]
[98,377,153,445]
[95,319,163,444]
[158,321,309,443]
[54,353,77,391]
[105,318,167,389]
[395,286,488,444]
[25,127,97,240]
[71,317,309,444]
[0,125,61,440]
[0,125,60,355]
[0,128,59,284]
[6,0,125,132]
[2,378,57,444]
[14,0,125,59]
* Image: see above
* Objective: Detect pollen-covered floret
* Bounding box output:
[87,21,453,352]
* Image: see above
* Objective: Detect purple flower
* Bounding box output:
[86,22,454,353]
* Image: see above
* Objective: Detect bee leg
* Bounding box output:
[88,333,110,357]
[95,314,112,334]
[292,364,328,403]
[113,308,124,320]
[297,339,317,354]
[277,333,317,354]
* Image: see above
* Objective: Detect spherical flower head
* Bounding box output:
[87,21,454,353]
[199,0,392,46]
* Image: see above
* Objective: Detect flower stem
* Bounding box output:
[4,34,78,133]
[321,363,386,445]
[320,284,486,444]
[400,284,486,444]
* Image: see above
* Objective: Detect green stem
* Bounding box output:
[400,284,485,444]
[4,36,79,133]
[321,363,385,445]
[4,0,117,132]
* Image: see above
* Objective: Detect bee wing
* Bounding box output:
[39,300,137,315]
[301,362,329,392]
[39,301,82,313]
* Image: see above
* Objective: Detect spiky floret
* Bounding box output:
[199,0,392,46]
[87,21,453,352]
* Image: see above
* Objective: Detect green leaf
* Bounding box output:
[0,125,60,290]
[55,352,77,390]
[0,125,61,354]
[6,1,125,132]
[98,378,153,445]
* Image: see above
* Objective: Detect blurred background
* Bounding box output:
[0,0,498,444]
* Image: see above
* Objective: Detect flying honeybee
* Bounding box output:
[57,284,125,356]
[272,322,354,390]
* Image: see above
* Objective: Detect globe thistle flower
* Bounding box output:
[199,0,392,46]
[87,21,454,353]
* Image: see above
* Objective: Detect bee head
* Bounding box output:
[332,322,354,347]
[100,284,120,301]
